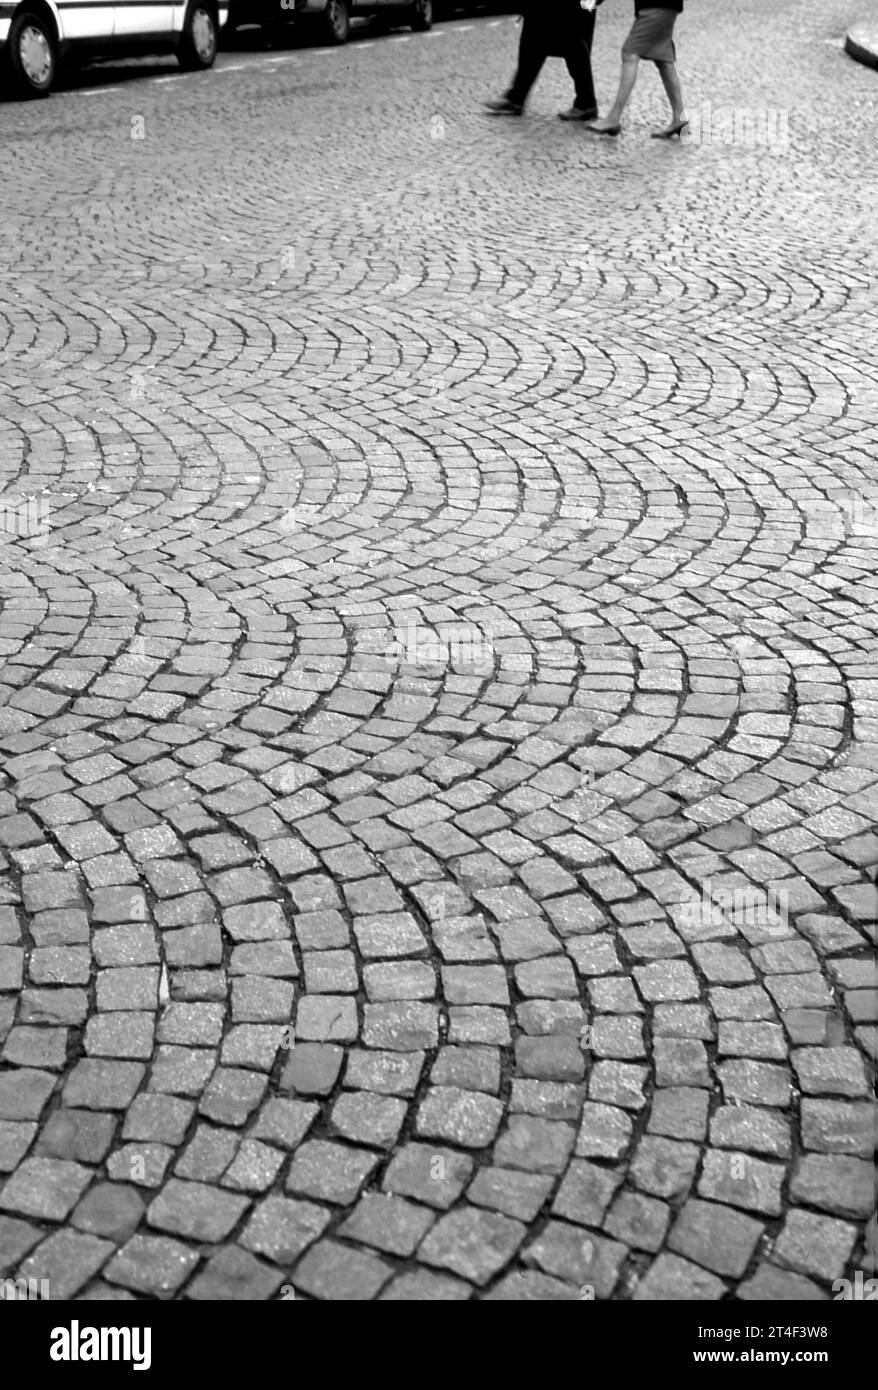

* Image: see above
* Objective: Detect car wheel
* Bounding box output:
[178,2,219,70]
[409,0,433,32]
[5,9,57,98]
[318,0,350,45]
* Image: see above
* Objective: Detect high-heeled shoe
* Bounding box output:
[585,122,621,137]
[650,119,689,140]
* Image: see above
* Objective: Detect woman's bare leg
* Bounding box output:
[590,53,639,130]
[652,59,686,134]
[657,60,684,118]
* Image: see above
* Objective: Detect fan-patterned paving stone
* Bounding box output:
[0,0,876,1300]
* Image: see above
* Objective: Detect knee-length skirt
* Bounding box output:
[622,8,677,62]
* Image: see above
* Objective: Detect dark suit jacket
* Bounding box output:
[523,0,601,57]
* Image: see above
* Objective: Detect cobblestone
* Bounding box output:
[18,1229,114,1299]
[0,0,875,1301]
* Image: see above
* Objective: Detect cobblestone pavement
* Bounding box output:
[1,0,876,1302]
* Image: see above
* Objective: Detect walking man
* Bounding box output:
[484,0,604,123]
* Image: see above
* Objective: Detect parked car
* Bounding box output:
[1,1,231,98]
[227,0,432,47]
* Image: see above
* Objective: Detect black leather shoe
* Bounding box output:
[483,97,524,115]
[558,106,598,121]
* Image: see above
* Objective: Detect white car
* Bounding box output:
[0,1,230,97]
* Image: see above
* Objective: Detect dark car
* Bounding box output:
[226,0,434,46]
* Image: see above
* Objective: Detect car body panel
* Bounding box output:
[227,0,414,28]
[113,4,174,41]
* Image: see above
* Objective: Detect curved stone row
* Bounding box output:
[0,2,876,1300]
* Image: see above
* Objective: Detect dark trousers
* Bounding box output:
[506,10,597,113]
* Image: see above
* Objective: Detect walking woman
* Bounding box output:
[588,1,687,138]
[484,0,604,123]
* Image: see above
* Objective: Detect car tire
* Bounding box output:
[5,9,57,98]
[409,0,433,32]
[178,2,219,70]
[317,0,350,45]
